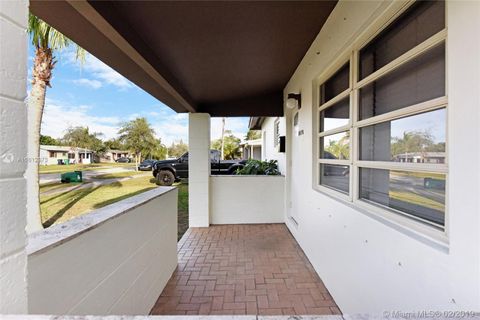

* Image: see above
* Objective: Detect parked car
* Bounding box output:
[115,157,131,163]
[153,150,246,186]
[138,159,156,171]
[322,151,349,176]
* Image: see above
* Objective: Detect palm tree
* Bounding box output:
[26,14,85,232]
[220,117,226,160]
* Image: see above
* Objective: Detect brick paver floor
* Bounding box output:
[151,224,340,316]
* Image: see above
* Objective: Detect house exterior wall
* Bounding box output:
[101,151,131,163]
[0,0,28,313]
[27,188,178,315]
[281,0,480,313]
[210,175,285,224]
[252,146,261,160]
[261,117,286,174]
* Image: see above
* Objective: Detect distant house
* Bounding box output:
[101,149,131,163]
[248,117,286,174]
[39,145,93,165]
[393,152,446,164]
[240,139,262,161]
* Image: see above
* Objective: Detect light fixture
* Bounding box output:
[286,93,301,109]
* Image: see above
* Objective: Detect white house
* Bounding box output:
[249,117,287,174]
[1,0,480,318]
[39,145,93,165]
[100,149,131,163]
[240,138,262,161]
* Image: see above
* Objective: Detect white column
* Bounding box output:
[188,113,210,227]
[0,0,29,313]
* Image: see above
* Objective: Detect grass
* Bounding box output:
[40,176,189,242]
[39,181,83,193]
[39,162,134,173]
[40,176,157,227]
[93,171,146,179]
[389,190,444,211]
[392,171,445,180]
[176,182,189,241]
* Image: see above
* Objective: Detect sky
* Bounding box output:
[28,46,250,145]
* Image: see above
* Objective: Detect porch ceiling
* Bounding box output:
[29,1,336,116]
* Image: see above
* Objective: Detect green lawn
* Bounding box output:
[39,181,83,193]
[392,171,445,180]
[93,171,146,179]
[176,182,189,241]
[389,190,444,211]
[40,176,157,227]
[40,176,189,241]
[39,162,135,174]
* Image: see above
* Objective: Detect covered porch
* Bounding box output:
[2,0,480,317]
[152,224,339,316]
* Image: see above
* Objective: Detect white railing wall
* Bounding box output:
[210,175,285,224]
[27,188,178,315]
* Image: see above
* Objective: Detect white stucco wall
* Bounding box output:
[210,175,285,225]
[27,188,178,315]
[282,0,480,313]
[261,117,286,175]
[0,0,28,314]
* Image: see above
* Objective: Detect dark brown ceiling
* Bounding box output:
[30,1,336,116]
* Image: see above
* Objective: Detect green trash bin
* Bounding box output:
[61,171,82,183]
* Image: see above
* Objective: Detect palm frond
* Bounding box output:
[28,13,86,63]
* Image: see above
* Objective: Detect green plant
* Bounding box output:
[236,159,280,176]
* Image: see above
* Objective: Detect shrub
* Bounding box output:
[236,159,280,175]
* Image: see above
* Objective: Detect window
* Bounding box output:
[318,62,351,194]
[315,1,447,230]
[294,112,299,136]
[274,118,280,148]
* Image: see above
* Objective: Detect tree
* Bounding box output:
[324,133,349,160]
[245,130,261,141]
[391,130,437,160]
[220,117,226,160]
[89,133,107,158]
[104,138,127,151]
[211,131,241,160]
[146,139,168,160]
[118,118,157,170]
[62,126,103,163]
[27,14,85,232]
[39,134,59,145]
[168,140,188,158]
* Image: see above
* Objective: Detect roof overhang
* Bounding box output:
[30,1,336,117]
[248,117,266,130]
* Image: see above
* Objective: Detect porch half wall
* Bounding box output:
[27,188,178,315]
[210,175,285,225]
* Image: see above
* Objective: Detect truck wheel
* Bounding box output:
[156,170,175,186]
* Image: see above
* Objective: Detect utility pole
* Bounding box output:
[220,117,225,160]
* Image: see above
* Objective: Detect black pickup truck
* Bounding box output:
[153,150,245,186]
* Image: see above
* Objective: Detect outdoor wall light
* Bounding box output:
[286,93,301,109]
